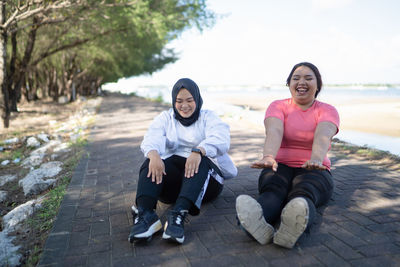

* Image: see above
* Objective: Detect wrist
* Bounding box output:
[147,150,159,158]
[191,147,204,156]
[262,154,275,160]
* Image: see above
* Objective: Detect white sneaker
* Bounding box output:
[273,197,309,249]
[236,195,274,245]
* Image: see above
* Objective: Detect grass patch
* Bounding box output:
[32,176,70,231]
[331,138,400,164]
[145,93,165,104]
[23,176,70,267]
[21,143,88,266]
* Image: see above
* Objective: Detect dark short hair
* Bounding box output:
[286,62,323,97]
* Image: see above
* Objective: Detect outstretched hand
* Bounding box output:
[301,160,327,170]
[250,155,278,172]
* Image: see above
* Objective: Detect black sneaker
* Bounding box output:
[128,208,162,243]
[162,210,188,244]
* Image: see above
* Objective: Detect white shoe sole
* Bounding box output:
[236,195,274,245]
[162,222,185,244]
[273,197,309,249]
[133,219,162,239]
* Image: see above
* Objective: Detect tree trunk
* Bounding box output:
[7,29,17,111]
[0,0,9,127]
[11,16,38,111]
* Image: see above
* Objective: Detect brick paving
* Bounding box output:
[38,94,400,266]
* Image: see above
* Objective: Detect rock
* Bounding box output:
[1,160,10,166]
[53,143,71,153]
[4,137,19,144]
[21,140,62,168]
[0,230,21,267]
[26,137,40,148]
[0,191,7,202]
[51,134,62,141]
[19,162,63,196]
[2,197,45,231]
[58,96,69,104]
[0,174,18,186]
[37,133,50,143]
[21,154,44,168]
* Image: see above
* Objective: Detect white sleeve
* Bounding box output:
[140,111,168,157]
[198,111,230,158]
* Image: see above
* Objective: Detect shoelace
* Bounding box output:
[175,215,182,225]
[134,213,146,225]
[170,211,188,226]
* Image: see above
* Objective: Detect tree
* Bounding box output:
[0,0,215,128]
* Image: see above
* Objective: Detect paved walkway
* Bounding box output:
[38,94,400,266]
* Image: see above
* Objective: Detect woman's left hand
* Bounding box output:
[302,160,327,170]
[185,153,202,178]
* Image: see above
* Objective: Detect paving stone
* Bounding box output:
[38,94,400,267]
[356,243,400,257]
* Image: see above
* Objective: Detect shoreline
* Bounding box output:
[210,94,400,156]
[214,95,400,138]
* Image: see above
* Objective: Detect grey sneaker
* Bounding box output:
[273,197,309,249]
[235,195,274,245]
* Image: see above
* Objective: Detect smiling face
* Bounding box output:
[288,65,318,110]
[175,88,196,118]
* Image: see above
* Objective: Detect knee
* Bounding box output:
[139,158,150,173]
[289,181,333,206]
[258,170,290,195]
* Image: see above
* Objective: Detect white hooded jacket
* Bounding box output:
[141,108,237,182]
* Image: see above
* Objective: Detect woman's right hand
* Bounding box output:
[147,151,166,184]
[250,155,278,172]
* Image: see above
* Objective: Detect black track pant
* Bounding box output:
[135,155,223,215]
[257,163,334,228]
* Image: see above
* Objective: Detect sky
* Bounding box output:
[128,0,400,87]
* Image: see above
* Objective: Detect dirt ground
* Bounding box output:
[0,97,95,266]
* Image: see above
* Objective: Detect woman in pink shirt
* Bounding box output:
[236,62,340,249]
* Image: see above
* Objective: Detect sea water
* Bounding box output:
[103,81,400,156]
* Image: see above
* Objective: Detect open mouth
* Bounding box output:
[296,87,308,95]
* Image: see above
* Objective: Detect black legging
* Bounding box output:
[257,163,334,228]
[135,155,223,215]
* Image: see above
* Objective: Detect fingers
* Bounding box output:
[147,158,166,184]
[302,160,326,170]
[148,169,165,184]
[250,159,278,171]
[155,170,166,184]
[272,161,278,172]
[185,163,199,177]
[185,154,201,178]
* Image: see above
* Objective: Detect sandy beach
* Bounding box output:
[214,94,400,138]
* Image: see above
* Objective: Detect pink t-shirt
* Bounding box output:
[265,98,340,170]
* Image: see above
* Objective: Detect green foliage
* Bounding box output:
[154,93,164,103]
[6,0,215,99]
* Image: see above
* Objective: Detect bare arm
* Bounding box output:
[302,121,338,170]
[251,117,283,171]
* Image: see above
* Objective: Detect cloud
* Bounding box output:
[311,0,353,10]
